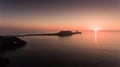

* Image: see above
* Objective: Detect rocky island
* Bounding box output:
[23,31,82,37]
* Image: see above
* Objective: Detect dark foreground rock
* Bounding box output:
[0,36,27,67]
[0,36,27,49]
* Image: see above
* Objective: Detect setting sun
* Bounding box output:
[94,28,98,31]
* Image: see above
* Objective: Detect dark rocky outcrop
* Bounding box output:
[21,31,82,37]
[0,36,27,67]
[0,36,27,49]
[56,31,82,36]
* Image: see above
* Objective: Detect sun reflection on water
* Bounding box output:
[95,31,97,43]
[94,28,98,43]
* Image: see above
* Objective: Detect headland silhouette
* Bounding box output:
[0,36,27,67]
[14,31,82,37]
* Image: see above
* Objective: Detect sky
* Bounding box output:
[0,0,120,33]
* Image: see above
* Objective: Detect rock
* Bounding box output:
[0,36,27,49]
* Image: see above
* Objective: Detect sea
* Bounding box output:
[2,31,120,67]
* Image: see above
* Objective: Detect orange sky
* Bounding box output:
[1,0,120,32]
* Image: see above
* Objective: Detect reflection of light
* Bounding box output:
[95,31,97,43]
[94,28,98,43]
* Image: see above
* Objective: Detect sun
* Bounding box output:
[94,28,98,31]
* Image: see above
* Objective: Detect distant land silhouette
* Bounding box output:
[5,31,82,37]
[24,31,81,37]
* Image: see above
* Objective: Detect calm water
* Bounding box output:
[3,32,120,67]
